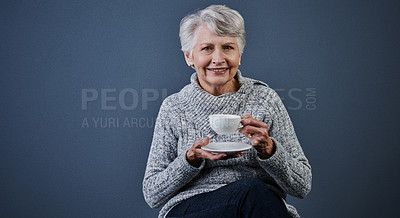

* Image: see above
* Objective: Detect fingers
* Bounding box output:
[239,115,274,158]
[240,125,268,137]
[193,137,210,148]
[240,114,269,140]
[191,137,246,162]
[220,152,243,160]
[191,137,227,161]
[207,152,243,161]
[241,116,268,129]
[242,113,253,119]
[203,152,227,161]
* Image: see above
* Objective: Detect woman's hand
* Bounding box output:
[240,114,275,159]
[186,137,242,167]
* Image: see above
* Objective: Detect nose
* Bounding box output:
[212,48,225,65]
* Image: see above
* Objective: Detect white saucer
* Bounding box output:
[202,142,252,154]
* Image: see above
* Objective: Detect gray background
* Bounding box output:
[1,0,399,217]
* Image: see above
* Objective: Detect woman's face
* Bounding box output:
[185,25,241,95]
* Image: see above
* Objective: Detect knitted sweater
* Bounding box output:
[143,71,312,218]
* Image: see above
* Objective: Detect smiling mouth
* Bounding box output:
[207,68,229,72]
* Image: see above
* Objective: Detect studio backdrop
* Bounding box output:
[1,0,399,217]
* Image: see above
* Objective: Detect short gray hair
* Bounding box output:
[179,5,246,58]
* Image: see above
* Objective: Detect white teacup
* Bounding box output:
[209,114,242,135]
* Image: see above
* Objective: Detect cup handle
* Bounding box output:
[238,118,245,130]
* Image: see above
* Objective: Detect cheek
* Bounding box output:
[227,53,241,66]
[195,56,211,68]
[228,58,241,67]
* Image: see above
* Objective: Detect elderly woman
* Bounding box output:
[143,5,311,218]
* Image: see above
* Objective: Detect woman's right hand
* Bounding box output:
[186,137,242,167]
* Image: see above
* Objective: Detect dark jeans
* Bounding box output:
[166,178,291,218]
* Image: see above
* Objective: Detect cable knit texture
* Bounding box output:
[143,70,312,218]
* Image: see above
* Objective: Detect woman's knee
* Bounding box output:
[236,178,290,217]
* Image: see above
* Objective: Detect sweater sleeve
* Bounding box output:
[142,96,205,208]
[257,90,312,199]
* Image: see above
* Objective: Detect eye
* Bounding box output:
[223,45,234,50]
[201,46,211,51]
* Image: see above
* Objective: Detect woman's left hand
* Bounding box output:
[239,114,275,159]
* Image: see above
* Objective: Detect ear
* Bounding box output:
[184,52,193,67]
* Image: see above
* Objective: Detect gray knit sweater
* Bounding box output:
[143,71,312,218]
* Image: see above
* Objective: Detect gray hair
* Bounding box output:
[179,5,246,58]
